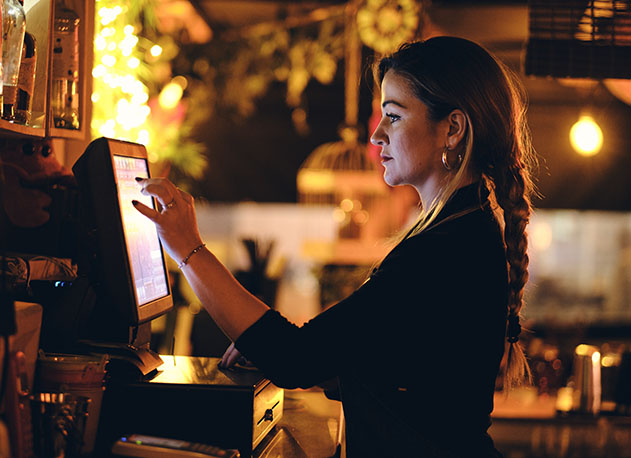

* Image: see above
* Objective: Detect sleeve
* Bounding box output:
[235,232,456,389]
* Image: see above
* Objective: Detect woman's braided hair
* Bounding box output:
[378,37,536,387]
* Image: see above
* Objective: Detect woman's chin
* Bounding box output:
[382,172,398,188]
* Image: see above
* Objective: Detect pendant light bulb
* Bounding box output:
[570,115,603,157]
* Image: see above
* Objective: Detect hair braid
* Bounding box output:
[492,162,534,387]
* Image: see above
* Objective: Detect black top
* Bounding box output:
[236,183,508,457]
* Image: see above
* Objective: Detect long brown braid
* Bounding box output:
[484,64,536,387]
[487,160,534,387]
[378,37,536,388]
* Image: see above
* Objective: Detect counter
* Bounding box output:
[261,389,631,457]
[490,390,631,458]
[51,367,631,457]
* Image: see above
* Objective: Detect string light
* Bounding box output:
[92,0,205,175]
[92,1,152,150]
[101,55,116,67]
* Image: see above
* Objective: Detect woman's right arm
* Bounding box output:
[132,177,269,342]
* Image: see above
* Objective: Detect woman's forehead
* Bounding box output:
[381,70,427,113]
[381,71,416,102]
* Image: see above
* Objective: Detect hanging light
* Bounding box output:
[570,115,603,157]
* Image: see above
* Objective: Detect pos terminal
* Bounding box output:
[71,138,283,457]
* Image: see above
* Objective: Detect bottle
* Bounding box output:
[2,0,26,121]
[51,0,80,130]
[0,0,4,118]
[14,28,36,125]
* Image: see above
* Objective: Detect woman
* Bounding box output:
[133,36,535,457]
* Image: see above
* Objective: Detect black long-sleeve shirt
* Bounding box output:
[236,183,508,457]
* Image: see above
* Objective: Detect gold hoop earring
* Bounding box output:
[442,146,463,171]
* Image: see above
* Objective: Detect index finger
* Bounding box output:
[132,199,160,221]
[137,178,177,207]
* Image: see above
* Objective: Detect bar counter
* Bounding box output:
[92,361,631,457]
[261,389,631,458]
[490,390,631,457]
[51,384,631,458]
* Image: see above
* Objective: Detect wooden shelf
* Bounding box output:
[0,118,46,138]
[48,126,86,140]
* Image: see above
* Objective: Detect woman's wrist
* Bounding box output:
[177,242,206,269]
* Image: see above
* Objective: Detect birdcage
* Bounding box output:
[297,126,387,241]
[297,2,393,265]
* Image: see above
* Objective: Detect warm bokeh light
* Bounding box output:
[127,57,140,69]
[569,115,603,156]
[158,82,184,109]
[92,2,151,145]
[530,220,552,251]
[353,210,369,225]
[601,354,620,368]
[592,351,601,364]
[340,198,354,212]
[575,344,590,356]
[555,386,573,412]
[101,54,116,67]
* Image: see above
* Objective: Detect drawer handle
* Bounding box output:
[257,401,280,425]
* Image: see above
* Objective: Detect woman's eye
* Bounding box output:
[386,113,400,123]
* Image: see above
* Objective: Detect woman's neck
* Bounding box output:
[414,171,479,209]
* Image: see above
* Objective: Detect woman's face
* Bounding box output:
[370,70,449,195]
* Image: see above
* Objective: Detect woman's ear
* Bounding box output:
[445,109,467,149]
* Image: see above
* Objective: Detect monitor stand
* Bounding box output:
[79,322,164,377]
[78,340,164,376]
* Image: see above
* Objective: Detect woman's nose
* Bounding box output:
[370,126,387,146]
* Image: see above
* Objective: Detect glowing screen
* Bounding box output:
[113,155,169,306]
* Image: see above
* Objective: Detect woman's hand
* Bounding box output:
[220,342,255,369]
[132,177,204,264]
[220,342,243,368]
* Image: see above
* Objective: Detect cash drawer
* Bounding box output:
[96,356,283,458]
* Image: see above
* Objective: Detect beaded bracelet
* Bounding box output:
[177,243,206,269]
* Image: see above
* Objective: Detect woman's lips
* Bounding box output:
[380,155,392,163]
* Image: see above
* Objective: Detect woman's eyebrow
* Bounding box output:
[382,99,407,109]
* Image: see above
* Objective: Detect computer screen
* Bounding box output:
[72,137,172,330]
[113,154,169,306]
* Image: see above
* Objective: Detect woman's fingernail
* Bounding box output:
[135,177,143,182]
[132,200,139,206]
